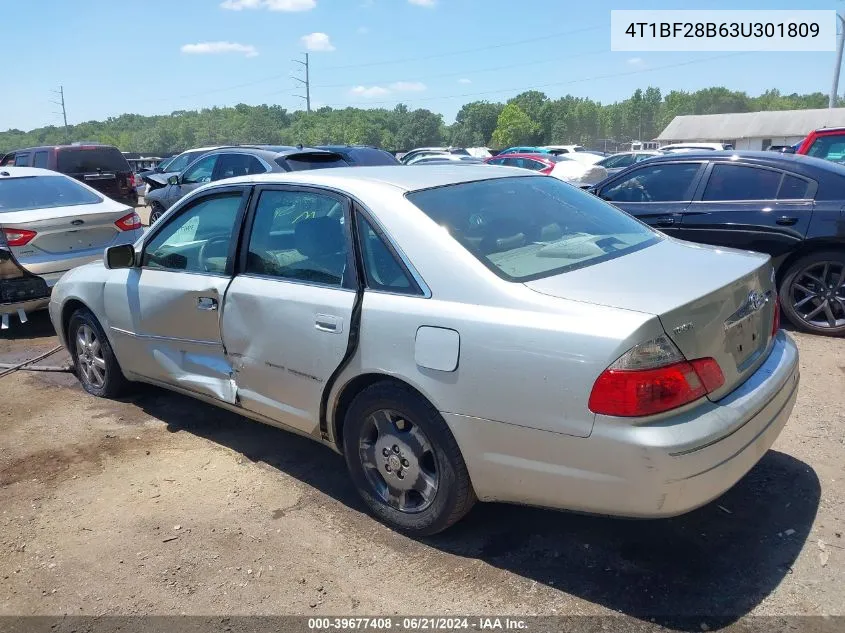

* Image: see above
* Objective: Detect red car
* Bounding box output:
[485,152,562,174]
[796,127,845,163]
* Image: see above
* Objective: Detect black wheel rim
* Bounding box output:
[358,409,439,514]
[789,260,845,329]
[75,324,106,388]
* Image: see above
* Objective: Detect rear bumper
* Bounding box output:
[444,331,799,517]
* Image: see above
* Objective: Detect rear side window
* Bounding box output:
[278,153,348,171]
[32,151,49,168]
[702,164,781,201]
[601,163,702,203]
[215,153,267,179]
[778,174,811,199]
[57,147,130,173]
[806,134,845,163]
[407,175,658,282]
[0,175,101,212]
[600,154,634,169]
[13,154,30,166]
[357,215,418,293]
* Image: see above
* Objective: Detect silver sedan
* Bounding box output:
[48,166,800,535]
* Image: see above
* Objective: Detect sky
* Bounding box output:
[1,0,843,132]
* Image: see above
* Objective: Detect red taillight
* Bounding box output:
[540,166,554,175]
[588,335,725,418]
[772,299,781,335]
[1,228,37,247]
[127,173,136,187]
[115,212,142,231]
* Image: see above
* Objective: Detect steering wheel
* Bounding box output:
[198,235,231,273]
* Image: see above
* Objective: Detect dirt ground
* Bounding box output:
[0,311,843,626]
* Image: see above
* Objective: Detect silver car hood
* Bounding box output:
[525,237,777,400]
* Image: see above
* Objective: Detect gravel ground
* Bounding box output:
[0,312,843,627]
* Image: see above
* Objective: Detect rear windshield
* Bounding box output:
[0,175,101,212]
[57,147,130,173]
[280,153,348,171]
[345,148,399,166]
[406,176,658,282]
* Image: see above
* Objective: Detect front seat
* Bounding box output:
[291,217,347,285]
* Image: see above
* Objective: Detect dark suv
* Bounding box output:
[316,145,399,166]
[591,151,845,336]
[144,145,348,222]
[1,144,138,205]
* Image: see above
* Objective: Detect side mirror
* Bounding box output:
[167,174,180,186]
[104,244,135,269]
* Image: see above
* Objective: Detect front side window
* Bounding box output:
[142,193,242,274]
[0,175,101,212]
[601,163,702,203]
[181,155,218,184]
[806,134,845,163]
[702,164,781,201]
[407,176,658,282]
[357,215,417,293]
[13,154,30,166]
[245,189,350,287]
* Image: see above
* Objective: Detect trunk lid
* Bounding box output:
[524,238,778,400]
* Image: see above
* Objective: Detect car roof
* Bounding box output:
[489,152,554,160]
[237,145,339,157]
[208,164,519,193]
[0,166,61,178]
[639,150,845,176]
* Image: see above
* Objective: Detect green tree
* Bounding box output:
[491,103,538,148]
[450,101,503,146]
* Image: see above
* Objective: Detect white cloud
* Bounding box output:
[350,85,391,98]
[390,81,426,92]
[408,0,436,6]
[301,32,335,52]
[627,57,644,65]
[357,26,370,35]
[458,78,471,84]
[221,0,316,11]
[181,41,258,57]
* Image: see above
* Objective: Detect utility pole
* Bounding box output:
[831,12,845,107]
[50,85,70,141]
[292,53,311,113]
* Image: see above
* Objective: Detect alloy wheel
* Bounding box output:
[75,324,106,389]
[358,409,439,514]
[789,260,845,330]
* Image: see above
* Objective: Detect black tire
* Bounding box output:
[148,203,165,224]
[342,381,476,536]
[779,251,845,337]
[68,308,128,398]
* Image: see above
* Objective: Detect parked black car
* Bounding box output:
[144,145,348,223]
[316,145,399,166]
[0,144,138,205]
[590,151,845,336]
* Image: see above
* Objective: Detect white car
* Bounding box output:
[659,143,733,153]
[0,167,143,327]
[543,145,604,165]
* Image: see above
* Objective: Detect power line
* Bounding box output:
[292,52,311,113]
[312,52,753,108]
[50,86,69,141]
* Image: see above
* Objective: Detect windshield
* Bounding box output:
[156,156,176,171]
[166,150,205,173]
[57,147,129,173]
[0,175,102,212]
[406,176,658,282]
[281,153,348,171]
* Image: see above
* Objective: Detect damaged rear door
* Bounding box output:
[103,186,250,401]
[221,186,358,436]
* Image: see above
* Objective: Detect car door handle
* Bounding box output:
[653,216,675,227]
[197,297,218,311]
[776,216,798,226]
[315,314,343,333]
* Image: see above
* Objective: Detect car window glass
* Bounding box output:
[13,154,29,166]
[356,215,416,293]
[407,176,657,282]
[778,174,811,200]
[702,164,781,201]
[0,175,101,212]
[807,134,845,163]
[216,153,266,179]
[56,148,128,172]
[166,152,201,173]
[142,193,241,274]
[602,163,701,203]
[32,151,48,168]
[524,159,546,171]
[245,189,349,287]
[502,158,521,168]
[181,155,218,184]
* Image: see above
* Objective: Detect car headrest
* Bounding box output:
[294,216,345,258]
